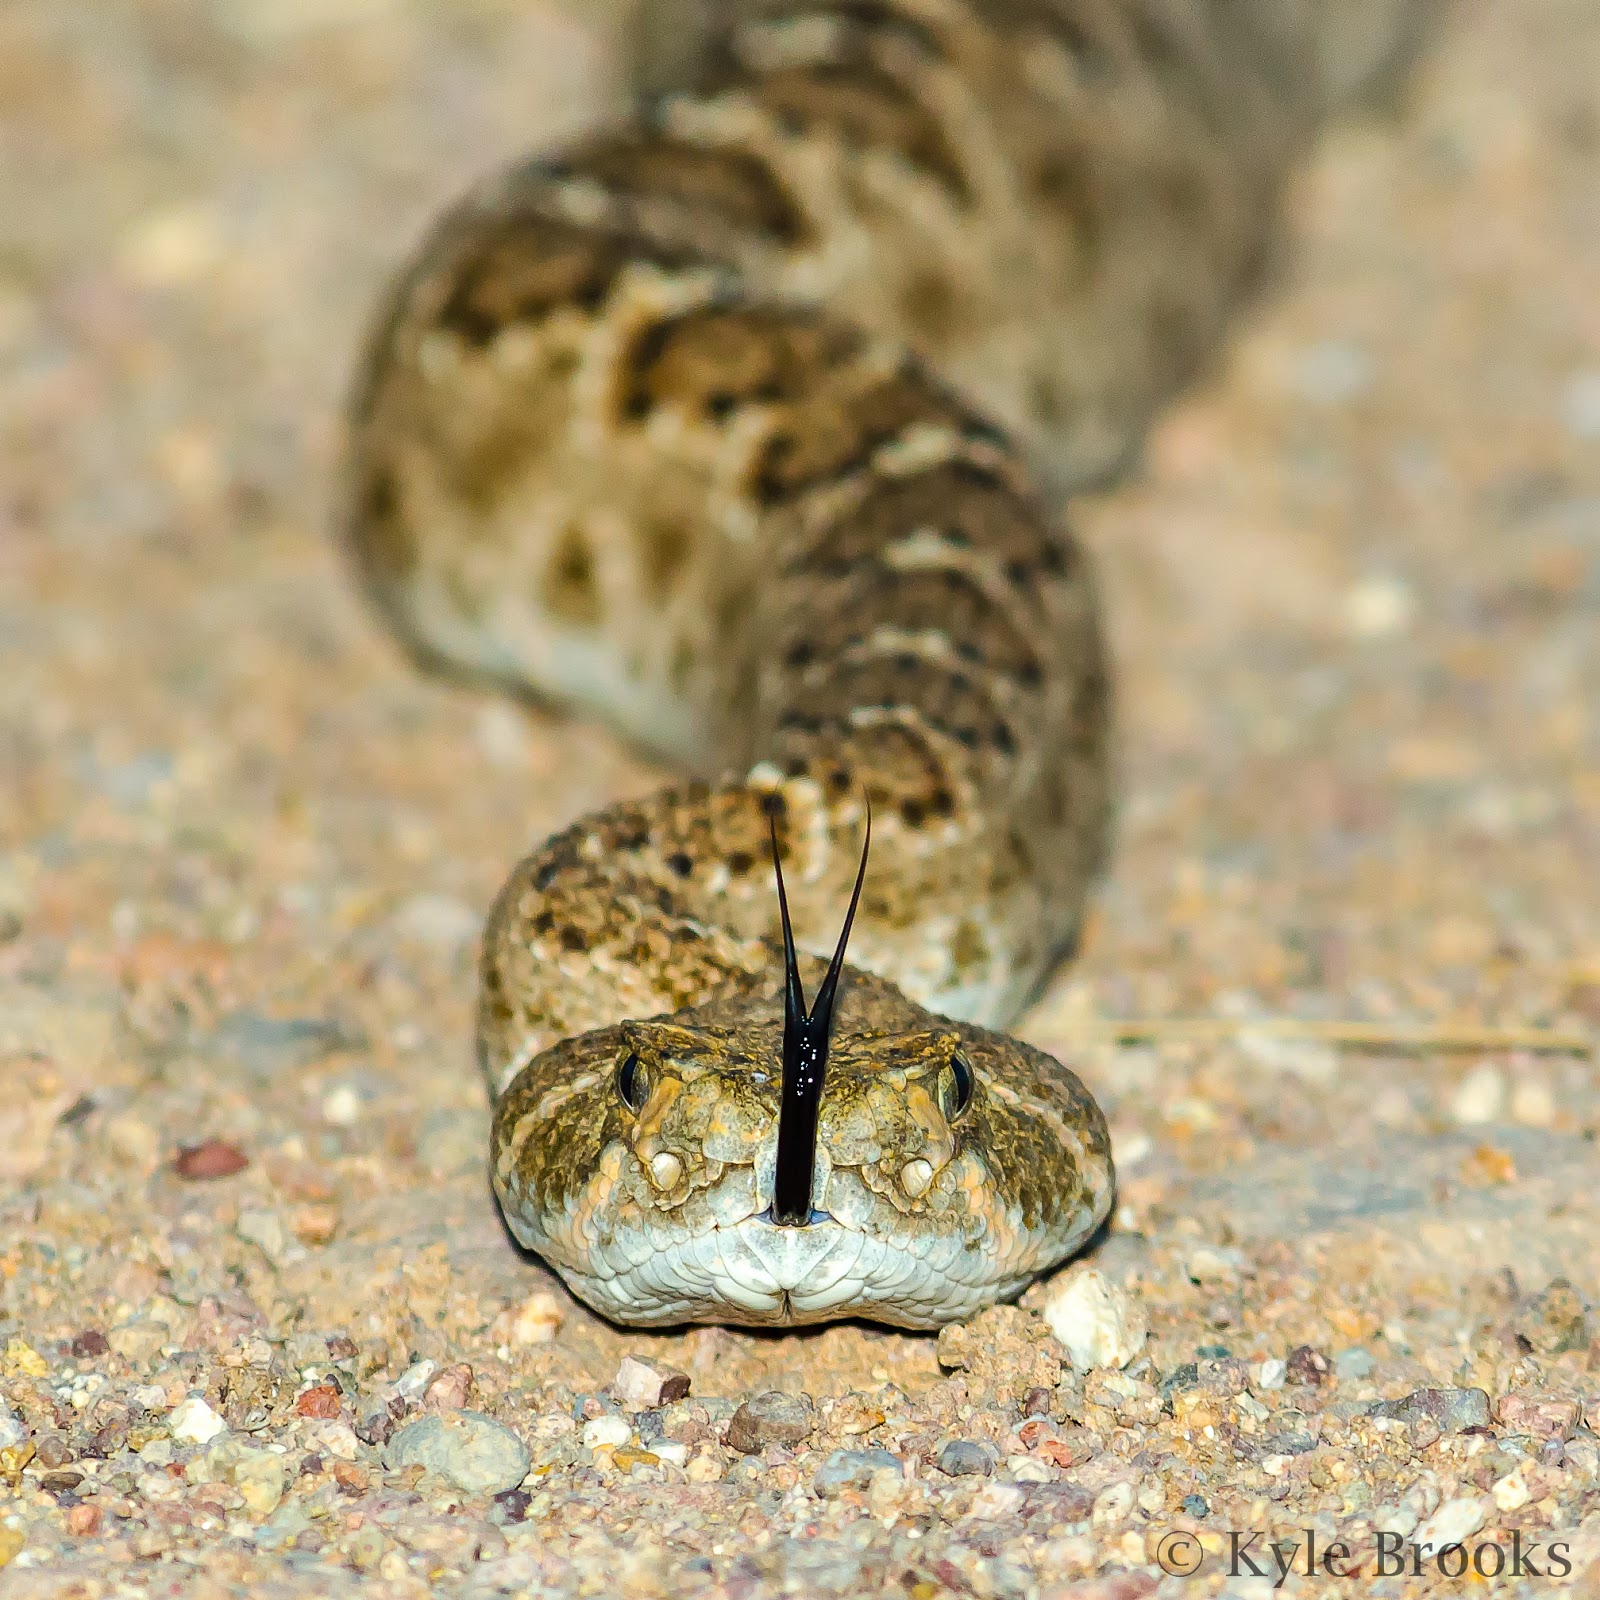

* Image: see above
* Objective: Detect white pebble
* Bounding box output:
[611,1355,684,1410]
[1510,1074,1555,1128]
[1256,1359,1286,1390]
[1185,1245,1248,1285]
[968,1482,1025,1518]
[1344,574,1415,639]
[321,1083,364,1127]
[169,1396,227,1445]
[392,1360,437,1404]
[582,1415,632,1450]
[1492,1464,1532,1513]
[1109,1129,1151,1170]
[1091,1481,1134,1526]
[1040,1266,1148,1371]
[1414,1495,1487,1551]
[309,1421,361,1462]
[1450,1063,1505,1125]
[0,1407,26,1451]
[510,1292,565,1347]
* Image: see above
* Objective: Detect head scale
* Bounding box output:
[767,804,871,1227]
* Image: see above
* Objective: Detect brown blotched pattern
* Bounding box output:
[344,0,1435,1326]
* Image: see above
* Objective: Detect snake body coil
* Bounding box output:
[344,0,1433,1327]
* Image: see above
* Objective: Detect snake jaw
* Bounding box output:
[488,968,1114,1327]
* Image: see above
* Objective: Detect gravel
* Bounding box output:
[383,1412,532,1496]
[2,0,1598,1594]
[725,1392,816,1454]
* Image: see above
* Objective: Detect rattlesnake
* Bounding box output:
[342,0,1434,1327]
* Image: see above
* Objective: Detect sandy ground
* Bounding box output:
[1,1,1598,1596]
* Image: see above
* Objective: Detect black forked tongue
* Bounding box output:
[767,803,871,1228]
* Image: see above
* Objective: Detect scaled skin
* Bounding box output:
[490,962,1113,1328]
[346,0,1438,1323]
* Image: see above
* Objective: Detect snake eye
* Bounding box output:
[939,1053,975,1121]
[616,1052,650,1114]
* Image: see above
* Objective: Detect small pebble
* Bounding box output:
[812,1448,901,1497]
[968,1482,1025,1518]
[423,1362,474,1412]
[169,1397,227,1445]
[1040,1267,1148,1370]
[65,1503,101,1538]
[582,1415,632,1450]
[725,1392,815,1454]
[383,1411,530,1496]
[320,1084,364,1127]
[509,1292,564,1347]
[1256,1358,1286,1390]
[294,1383,342,1419]
[612,1356,691,1410]
[1510,1075,1556,1128]
[1492,1464,1533,1513]
[1450,1063,1505,1125]
[1284,1345,1330,1386]
[1370,1385,1490,1433]
[1333,1346,1375,1381]
[934,1440,985,1472]
[392,1360,437,1404]
[232,1448,288,1516]
[0,1408,28,1451]
[173,1140,249,1180]
[490,1487,532,1525]
[1181,1493,1208,1518]
[1344,573,1415,638]
[1494,1391,1583,1440]
[1511,1278,1590,1356]
[1414,1495,1487,1551]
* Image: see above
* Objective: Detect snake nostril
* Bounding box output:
[648,1151,684,1190]
[899,1157,934,1198]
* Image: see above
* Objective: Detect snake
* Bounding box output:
[340,0,1434,1328]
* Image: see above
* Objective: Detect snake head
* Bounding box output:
[489,967,1114,1328]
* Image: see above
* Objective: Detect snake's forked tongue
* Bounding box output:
[767,804,871,1227]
